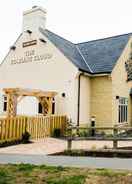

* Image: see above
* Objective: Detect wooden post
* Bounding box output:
[40,97,53,116]
[47,97,52,115]
[113,128,118,149]
[67,139,72,150]
[38,97,48,116]
[7,94,17,117]
[113,140,118,149]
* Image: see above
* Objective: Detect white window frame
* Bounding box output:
[118,97,128,123]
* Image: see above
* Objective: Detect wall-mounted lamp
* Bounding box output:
[116,96,119,99]
[62,93,66,98]
[26,30,32,34]
[10,46,16,50]
[39,38,47,43]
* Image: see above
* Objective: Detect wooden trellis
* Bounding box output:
[3,88,57,117]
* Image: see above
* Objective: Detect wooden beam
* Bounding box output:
[38,97,53,116]
[7,94,17,117]
[3,88,57,117]
[3,88,57,98]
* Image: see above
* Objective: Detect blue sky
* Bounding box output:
[0,0,132,62]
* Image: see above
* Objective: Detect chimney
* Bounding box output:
[23,6,47,33]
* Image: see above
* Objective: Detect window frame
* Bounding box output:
[118,97,128,123]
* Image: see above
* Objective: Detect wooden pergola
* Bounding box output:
[3,88,57,117]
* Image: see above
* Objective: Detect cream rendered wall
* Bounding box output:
[111,37,132,126]
[79,75,91,125]
[0,30,78,122]
[90,76,112,127]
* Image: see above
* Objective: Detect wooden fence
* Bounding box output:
[67,126,132,150]
[0,115,67,143]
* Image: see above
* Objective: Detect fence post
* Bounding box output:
[67,138,72,151]
[113,140,118,149]
[113,127,118,149]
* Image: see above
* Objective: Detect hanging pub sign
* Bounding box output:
[23,40,37,48]
[125,50,132,81]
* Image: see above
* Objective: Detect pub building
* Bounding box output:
[0,6,132,128]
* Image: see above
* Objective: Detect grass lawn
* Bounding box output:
[0,164,132,184]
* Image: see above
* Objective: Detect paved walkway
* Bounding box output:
[0,138,132,155]
[0,154,132,170]
[0,138,67,155]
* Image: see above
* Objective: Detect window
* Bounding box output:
[118,97,128,123]
[3,95,7,112]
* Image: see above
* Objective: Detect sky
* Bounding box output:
[0,0,132,62]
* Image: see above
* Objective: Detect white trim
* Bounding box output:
[83,71,110,77]
[0,33,23,67]
[76,45,93,73]
[90,73,110,77]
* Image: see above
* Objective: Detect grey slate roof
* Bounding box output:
[39,28,90,73]
[39,27,132,74]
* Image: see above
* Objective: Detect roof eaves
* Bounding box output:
[79,68,111,75]
[76,32,132,45]
[92,71,111,75]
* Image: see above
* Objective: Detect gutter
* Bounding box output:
[78,69,111,77]
[77,72,84,126]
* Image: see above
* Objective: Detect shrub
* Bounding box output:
[53,128,61,138]
[78,130,89,137]
[100,131,106,137]
[106,134,113,138]
[22,131,31,143]
[65,118,73,137]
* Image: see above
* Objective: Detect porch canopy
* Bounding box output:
[3,88,57,117]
